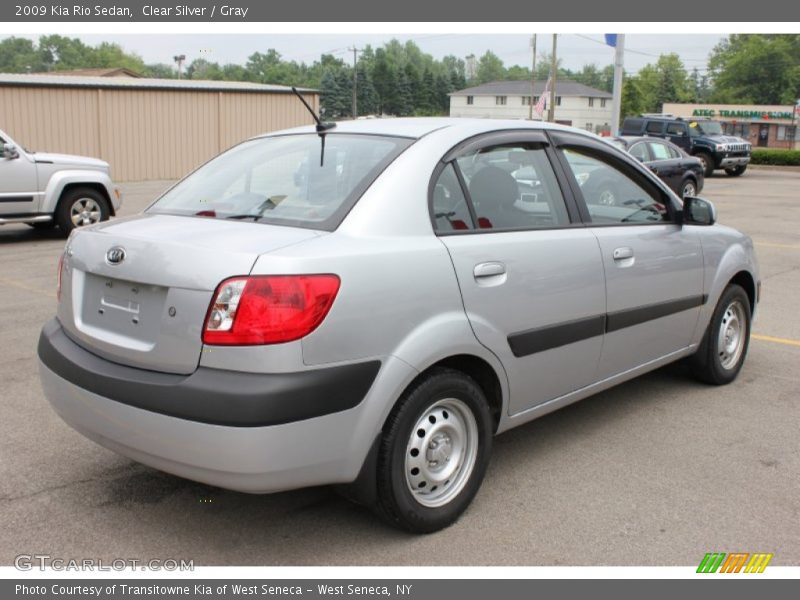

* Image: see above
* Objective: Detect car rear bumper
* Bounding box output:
[37,318,386,493]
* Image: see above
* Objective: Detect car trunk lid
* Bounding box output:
[59,214,321,374]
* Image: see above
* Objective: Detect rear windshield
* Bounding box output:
[148,133,413,230]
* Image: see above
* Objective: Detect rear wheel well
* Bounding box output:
[59,183,114,216]
[408,355,503,432]
[729,270,756,313]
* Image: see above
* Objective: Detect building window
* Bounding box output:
[601,98,607,108]
[777,125,796,141]
[533,96,540,103]
[585,122,593,132]
[522,96,531,105]
[588,98,594,107]
[495,96,507,105]
[555,96,562,106]
[466,95,474,105]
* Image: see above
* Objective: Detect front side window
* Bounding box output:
[148,134,411,231]
[666,123,687,137]
[561,148,671,225]
[451,144,570,231]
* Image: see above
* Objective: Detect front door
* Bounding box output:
[554,134,705,378]
[432,132,606,415]
[0,134,39,216]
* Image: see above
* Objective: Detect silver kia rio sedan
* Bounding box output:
[38,118,759,533]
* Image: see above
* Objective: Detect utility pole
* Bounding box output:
[547,35,557,122]
[348,46,360,119]
[529,34,537,120]
[610,34,625,136]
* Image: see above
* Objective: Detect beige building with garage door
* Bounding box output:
[0,74,319,181]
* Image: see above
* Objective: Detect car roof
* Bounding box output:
[255,117,590,141]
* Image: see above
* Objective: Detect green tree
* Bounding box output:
[476,50,505,83]
[621,75,645,118]
[709,34,800,104]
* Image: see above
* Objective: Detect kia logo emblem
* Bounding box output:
[105,246,126,265]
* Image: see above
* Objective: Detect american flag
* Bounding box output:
[533,77,551,118]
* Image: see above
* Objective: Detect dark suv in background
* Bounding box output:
[620,115,751,177]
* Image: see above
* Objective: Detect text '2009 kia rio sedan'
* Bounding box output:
[38,118,759,533]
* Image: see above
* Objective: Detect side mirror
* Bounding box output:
[2,143,19,159]
[682,196,716,226]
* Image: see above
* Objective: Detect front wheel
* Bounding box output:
[690,284,751,385]
[375,368,493,533]
[55,187,110,234]
[725,165,747,176]
[696,152,715,177]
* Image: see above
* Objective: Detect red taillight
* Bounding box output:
[202,275,340,346]
[56,253,64,301]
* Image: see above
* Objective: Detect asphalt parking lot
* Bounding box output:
[1,169,798,566]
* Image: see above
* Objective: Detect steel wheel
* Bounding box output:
[404,398,479,508]
[682,180,697,198]
[70,197,102,227]
[717,299,747,370]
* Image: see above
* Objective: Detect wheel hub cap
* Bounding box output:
[70,198,102,227]
[404,398,479,508]
[717,300,746,370]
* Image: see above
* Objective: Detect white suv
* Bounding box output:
[0,128,121,234]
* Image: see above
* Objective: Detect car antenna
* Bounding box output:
[292,87,335,166]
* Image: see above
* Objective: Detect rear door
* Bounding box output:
[434,131,606,415]
[552,132,704,379]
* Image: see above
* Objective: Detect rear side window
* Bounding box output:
[561,148,671,225]
[148,133,412,231]
[628,142,649,162]
[648,142,673,161]
[432,164,473,232]
[645,121,665,135]
[452,144,570,231]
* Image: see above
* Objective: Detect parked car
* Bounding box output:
[38,118,759,533]
[0,128,121,234]
[620,115,751,177]
[607,136,704,199]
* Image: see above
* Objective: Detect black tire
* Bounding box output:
[724,165,747,176]
[374,367,493,533]
[696,152,715,177]
[690,284,751,385]
[55,187,110,234]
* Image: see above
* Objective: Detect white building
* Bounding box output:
[449,80,613,134]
